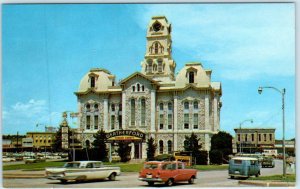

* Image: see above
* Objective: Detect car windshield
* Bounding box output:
[144,164,159,169]
[64,162,80,168]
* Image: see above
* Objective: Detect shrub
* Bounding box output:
[154,154,175,161]
[209,150,223,165]
[195,150,208,165]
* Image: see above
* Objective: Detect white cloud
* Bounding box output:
[134,4,295,80]
[3,99,61,133]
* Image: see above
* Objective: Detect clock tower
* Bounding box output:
[141,16,176,83]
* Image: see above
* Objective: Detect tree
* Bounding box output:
[184,132,203,165]
[92,129,108,161]
[52,125,64,152]
[211,131,233,163]
[117,142,131,162]
[146,137,157,161]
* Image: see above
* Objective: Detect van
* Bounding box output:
[228,157,260,178]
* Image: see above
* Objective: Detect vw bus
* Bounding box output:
[228,157,260,178]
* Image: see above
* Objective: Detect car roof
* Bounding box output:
[232,157,258,161]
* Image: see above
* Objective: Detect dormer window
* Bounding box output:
[189,72,194,83]
[90,76,95,88]
[86,104,91,111]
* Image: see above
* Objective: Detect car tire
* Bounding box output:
[188,176,195,184]
[108,173,116,181]
[60,179,67,184]
[147,181,154,186]
[165,178,174,186]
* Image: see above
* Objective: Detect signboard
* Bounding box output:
[106,130,145,142]
[22,138,33,148]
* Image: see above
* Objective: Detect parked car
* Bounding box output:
[228,157,260,179]
[261,156,275,168]
[45,161,121,183]
[2,156,16,162]
[138,161,197,186]
[25,157,46,164]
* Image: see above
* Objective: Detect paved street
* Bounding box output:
[3,160,284,188]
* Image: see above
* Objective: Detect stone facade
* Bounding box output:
[74,16,222,159]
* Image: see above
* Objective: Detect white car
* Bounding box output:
[45,161,121,183]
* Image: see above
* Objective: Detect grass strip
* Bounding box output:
[248,174,295,182]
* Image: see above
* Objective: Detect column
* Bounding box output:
[104,98,108,130]
[150,90,156,132]
[213,95,218,132]
[122,91,126,129]
[173,95,178,151]
[205,93,210,130]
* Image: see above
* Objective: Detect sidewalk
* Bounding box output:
[239,180,296,187]
[3,170,45,179]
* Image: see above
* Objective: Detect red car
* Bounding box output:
[138,161,197,186]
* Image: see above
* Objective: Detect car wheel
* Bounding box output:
[165,178,174,186]
[60,179,67,184]
[188,176,195,184]
[108,173,116,181]
[147,181,154,186]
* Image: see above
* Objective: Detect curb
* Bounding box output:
[239,180,296,187]
[3,175,45,179]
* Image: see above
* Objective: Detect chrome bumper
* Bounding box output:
[138,177,163,182]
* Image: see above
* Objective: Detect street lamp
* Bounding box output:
[239,119,254,153]
[258,86,286,177]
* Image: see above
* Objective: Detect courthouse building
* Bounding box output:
[73,16,222,159]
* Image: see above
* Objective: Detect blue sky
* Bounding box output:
[2,3,295,139]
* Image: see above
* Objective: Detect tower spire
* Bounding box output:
[141,16,176,83]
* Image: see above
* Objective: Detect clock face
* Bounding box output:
[153,23,161,32]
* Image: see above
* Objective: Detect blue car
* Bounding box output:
[228,157,260,179]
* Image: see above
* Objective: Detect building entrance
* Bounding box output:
[105,130,145,160]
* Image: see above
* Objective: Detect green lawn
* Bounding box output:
[3,161,228,172]
[3,161,66,171]
[248,174,296,182]
[189,164,228,171]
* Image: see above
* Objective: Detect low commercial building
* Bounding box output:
[275,139,295,156]
[26,132,55,150]
[234,128,276,153]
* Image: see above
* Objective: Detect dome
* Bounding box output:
[175,63,211,88]
[77,68,115,92]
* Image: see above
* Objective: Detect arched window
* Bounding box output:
[158,59,163,72]
[168,102,172,111]
[94,104,98,110]
[184,102,189,110]
[159,140,164,154]
[137,84,140,91]
[142,85,145,91]
[155,43,159,54]
[147,59,153,73]
[189,72,195,83]
[111,104,115,111]
[193,101,198,110]
[132,86,135,92]
[86,104,91,111]
[153,64,157,72]
[131,99,135,126]
[141,99,146,125]
[90,77,95,88]
[168,140,172,154]
[159,103,164,111]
